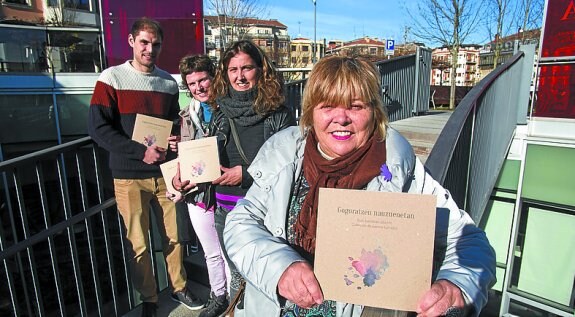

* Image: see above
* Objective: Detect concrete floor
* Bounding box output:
[389,111,452,164]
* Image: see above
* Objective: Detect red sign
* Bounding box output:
[535,0,575,118]
[100,0,205,74]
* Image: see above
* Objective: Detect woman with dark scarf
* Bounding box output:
[207,40,295,310]
[221,56,496,317]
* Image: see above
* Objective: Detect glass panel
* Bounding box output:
[178,92,191,110]
[0,94,57,143]
[47,31,102,72]
[516,206,575,306]
[56,94,91,136]
[483,199,514,264]
[523,144,575,206]
[493,159,520,191]
[0,27,48,72]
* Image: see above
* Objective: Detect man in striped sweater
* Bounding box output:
[88,17,203,317]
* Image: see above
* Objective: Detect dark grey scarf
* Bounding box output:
[216,86,266,127]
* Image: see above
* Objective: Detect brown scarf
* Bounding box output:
[294,129,387,254]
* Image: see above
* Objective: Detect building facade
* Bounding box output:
[289,37,324,68]
[204,15,290,67]
[478,29,540,81]
[326,36,387,60]
[431,45,481,87]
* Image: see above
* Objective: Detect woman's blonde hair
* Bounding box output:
[299,55,389,140]
[209,40,285,114]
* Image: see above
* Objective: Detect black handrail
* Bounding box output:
[425,52,525,184]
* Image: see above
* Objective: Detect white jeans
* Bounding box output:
[187,203,229,296]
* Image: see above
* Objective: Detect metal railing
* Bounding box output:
[283,47,432,123]
[0,137,142,316]
[425,44,535,223]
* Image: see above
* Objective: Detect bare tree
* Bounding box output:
[407,0,482,109]
[483,0,514,69]
[205,0,268,54]
[515,0,544,40]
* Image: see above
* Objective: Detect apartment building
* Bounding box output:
[431,45,481,87]
[478,29,540,81]
[204,15,290,67]
[289,37,324,68]
[327,36,387,60]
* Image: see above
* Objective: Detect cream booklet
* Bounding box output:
[178,136,220,184]
[314,188,437,312]
[132,113,173,149]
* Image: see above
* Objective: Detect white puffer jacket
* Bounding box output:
[224,126,496,317]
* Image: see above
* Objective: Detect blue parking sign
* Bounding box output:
[386,39,395,50]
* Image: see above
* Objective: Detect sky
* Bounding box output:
[202,0,543,48]
[257,0,541,48]
[266,0,409,44]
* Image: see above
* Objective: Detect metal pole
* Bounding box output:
[313,0,317,63]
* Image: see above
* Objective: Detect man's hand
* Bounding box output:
[212,165,242,186]
[143,145,167,164]
[277,262,323,309]
[168,135,180,153]
[172,162,197,193]
[416,279,466,317]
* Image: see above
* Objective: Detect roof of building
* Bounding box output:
[343,37,386,46]
[488,28,541,44]
[204,15,287,29]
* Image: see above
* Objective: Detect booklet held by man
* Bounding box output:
[132,113,173,149]
[314,188,437,311]
[178,136,220,184]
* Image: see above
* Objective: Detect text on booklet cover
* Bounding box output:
[314,188,437,312]
[132,113,173,149]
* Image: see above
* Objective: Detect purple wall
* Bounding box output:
[101,0,204,74]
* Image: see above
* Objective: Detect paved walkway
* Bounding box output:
[122,279,210,317]
[389,111,452,163]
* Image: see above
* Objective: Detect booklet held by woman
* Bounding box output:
[177,136,220,184]
[314,188,436,311]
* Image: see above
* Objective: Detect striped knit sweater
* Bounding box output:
[88,61,180,179]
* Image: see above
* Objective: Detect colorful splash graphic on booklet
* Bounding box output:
[344,247,389,288]
[189,160,206,177]
[143,134,157,146]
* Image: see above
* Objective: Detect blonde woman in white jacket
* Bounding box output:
[223,56,496,317]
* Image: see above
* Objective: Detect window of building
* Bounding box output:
[47,31,102,72]
[369,47,377,55]
[0,27,102,73]
[291,45,297,52]
[302,46,309,52]
[64,0,91,11]
[302,57,309,64]
[3,0,30,5]
[291,57,297,64]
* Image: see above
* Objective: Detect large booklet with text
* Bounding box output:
[314,188,437,311]
[178,136,220,184]
[132,113,173,150]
